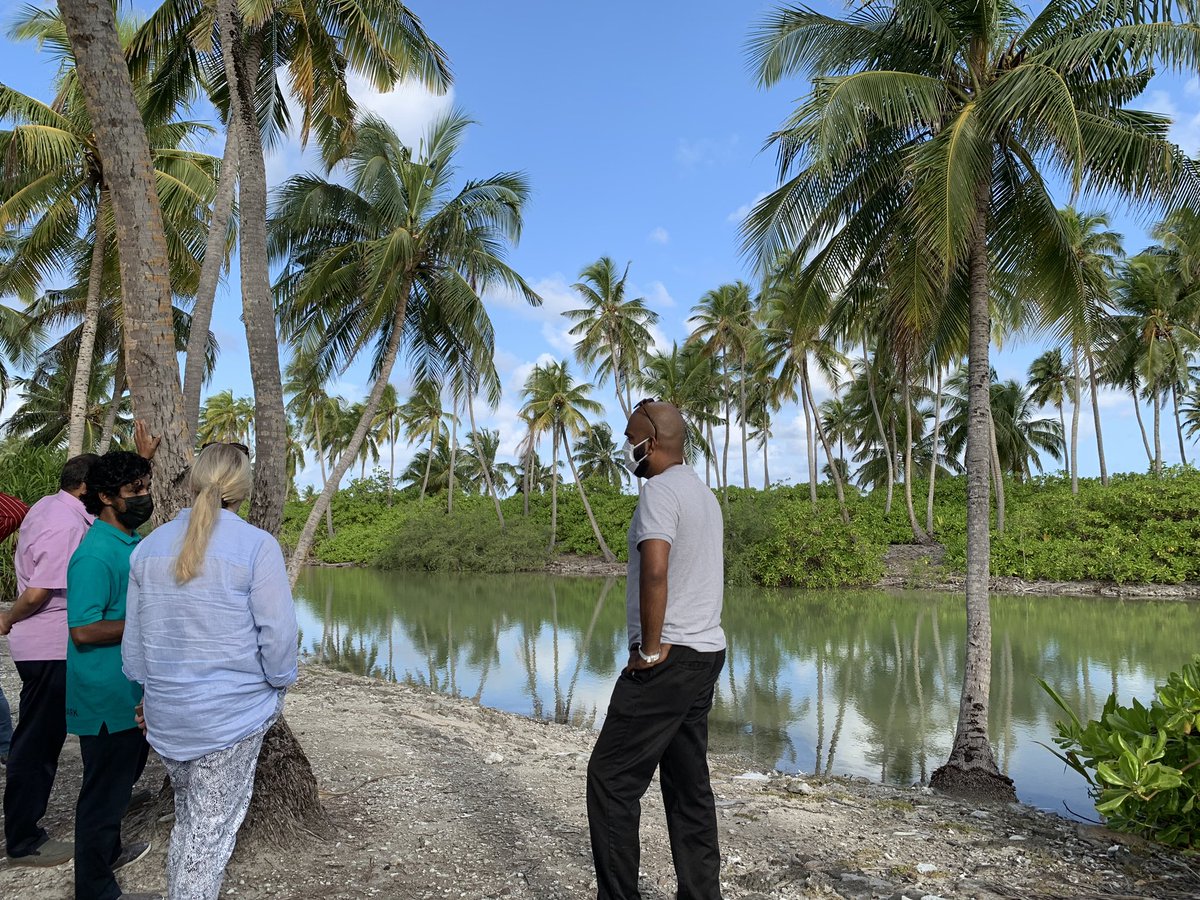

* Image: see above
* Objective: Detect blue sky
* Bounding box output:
[1,1,1198,490]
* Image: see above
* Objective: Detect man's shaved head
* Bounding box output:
[625,400,686,477]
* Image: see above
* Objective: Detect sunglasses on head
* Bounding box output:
[634,398,660,436]
[200,441,251,458]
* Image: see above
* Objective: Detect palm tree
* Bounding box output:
[636,342,720,473]
[197,390,255,446]
[274,113,539,582]
[573,423,627,490]
[4,358,126,450]
[398,380,448,502]
[690,282,754,499]
[1,6,219,459]
[520,361,614,561]
[746,0,1200,799]
[1109,253,1200,475]
[565,257,660,418]
[760,268,849,521]
[461,429,509,495]
[285,350,342,535]
[1042,209,1123,490]
[1027,349,1073,478]
[373,384,402,505]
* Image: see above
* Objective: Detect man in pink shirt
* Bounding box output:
[2,454,97,867]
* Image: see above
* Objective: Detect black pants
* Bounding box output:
[4,659,67,857]
[75,724,149,900]
[587,646,726,900]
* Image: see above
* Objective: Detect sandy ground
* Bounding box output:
[2,653,1199,900]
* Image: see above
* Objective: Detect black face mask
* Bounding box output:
[116,494,154,530]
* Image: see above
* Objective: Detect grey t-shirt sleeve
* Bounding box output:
[632,480,680,547]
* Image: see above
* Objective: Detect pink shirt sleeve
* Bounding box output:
[15,500,83,592]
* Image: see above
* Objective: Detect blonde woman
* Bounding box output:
[122,443,297,900]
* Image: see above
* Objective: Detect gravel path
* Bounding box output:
[2,654,1198,899]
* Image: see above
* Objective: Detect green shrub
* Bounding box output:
[1041,656,1200,848]
[742,497,887,588]
[0,444,66,597]
[377,505,551,573]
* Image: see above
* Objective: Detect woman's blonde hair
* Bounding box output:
[175,443,252,583]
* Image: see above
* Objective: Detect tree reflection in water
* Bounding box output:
[295,569,1200,813]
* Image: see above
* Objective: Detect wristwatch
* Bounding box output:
[635,643,662,664]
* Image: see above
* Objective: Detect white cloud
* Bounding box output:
[648,226,670,245]
[347,73,456,151]
[727,191,769,225]
[640,279,676,309]
[1186,76,1199,96]
[1145,87,1200,156]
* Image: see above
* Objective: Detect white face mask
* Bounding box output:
[623,437,650,475]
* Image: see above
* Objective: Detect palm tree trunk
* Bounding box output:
[721,355,731,503]
[902,369,929,543]
[420,419,437,501]
[549,427,559,552]
[800,370,817,507]
[863,340,894,514]
[1154,389,1163,475]
[930,177,1013,801]
[468,389,504,528]
[97,353,125,456]
[1132,384,1154,466]
[926,367,943,536]
[989,405,1006,534]
[58,0,193,520]
[1070,346,1082,495]
[739,352,750,490]
[68,195,107,457]
[223,2,287,535]
[388,419,396,507]
[1057,403,1069,478]
[1086,350,1108,485]
[448,399,457,514]
[562,425,615,561]
[804,361,848,524]
[314,418,333,538]
[762,436,769,491]
[1173,381,1188,466]
[288,276,413,584]
[183,128,238,435]
[522,434,531,516]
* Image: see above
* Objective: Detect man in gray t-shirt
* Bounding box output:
[587,400,726,900]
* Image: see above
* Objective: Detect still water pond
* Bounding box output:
[294,568,1200,817]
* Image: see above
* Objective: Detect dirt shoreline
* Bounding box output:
[3,656,1198,899]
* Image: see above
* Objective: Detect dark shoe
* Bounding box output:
[7,838,73,867]
[118,893,163,900]
[125,788,155,813]
[113,840,151,872]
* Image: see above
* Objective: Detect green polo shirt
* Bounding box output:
[66,519,143,736]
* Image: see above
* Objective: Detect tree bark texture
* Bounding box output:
[1173,381,1188,467]
[863,341,894,514]
[1133,385,1154,466]
[183,126,238,435]
[223,0,287,535]
[800,372,817,507]
[58,0,193,517]
[69,195,107,457]
[901,370,929,543]
[929,178,1014,802]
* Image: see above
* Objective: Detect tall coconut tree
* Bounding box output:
[637,341,720,472]
[565,257,660,419]
[746,0,1200,799]
[0,6,219,459]
[573,423,628,490]
[197,389,254,445]
[398,379,449,502]
[285,349,342,535]
[273,113,539,583]
[690,282,755,500]
[520,361,614,561]
[1027,348,1073,477]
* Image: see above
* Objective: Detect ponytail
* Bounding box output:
[175,443,252,583]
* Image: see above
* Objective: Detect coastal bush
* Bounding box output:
[377,505,551,573]
[0,444,67,596]
[1041,657,1200,848]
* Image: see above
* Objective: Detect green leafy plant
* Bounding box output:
[1040,657,1200,847]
